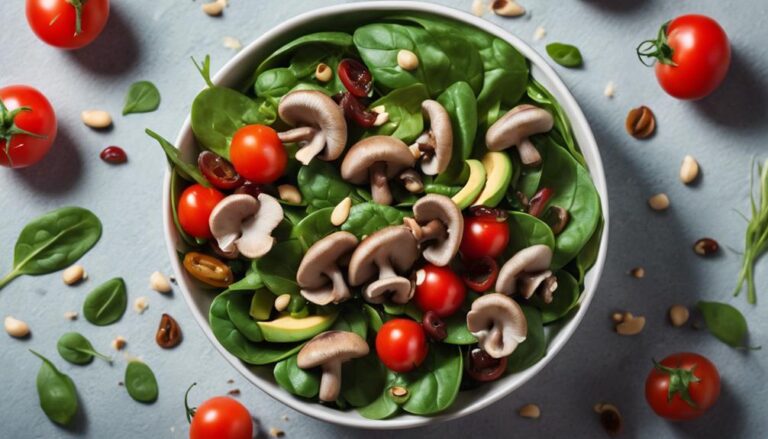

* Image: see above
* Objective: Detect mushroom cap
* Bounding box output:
[296,231,359,305]
[412,194,464,266]
[419,100,453,175]
[209,194,260,253]
[363,276,414,304]
[278,90,347,161]
[466,293,527,358]
[340,136,415,185]
[348,226,419,286]
[495,245,553,296]
[208,193,284,258]
[518,270,557,300]
[296,330,370,369]
[486,104,554,151]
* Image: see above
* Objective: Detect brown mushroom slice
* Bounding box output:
[466,293,527,358]
[340,136,415,205]
[348,226,419,304]
[486,104,554,166]
[405,194,464,267]
[409,100,453,175]
[496,245,557,299]
[296,331,369,402]
[296,232,359,306]
[277,90,347,165]
[208,193,284,259]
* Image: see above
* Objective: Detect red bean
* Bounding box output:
[100,146,127,164]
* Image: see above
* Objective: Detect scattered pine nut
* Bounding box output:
[274,294,291,312]
[604,81,616,98]
[277,184,302,204]
[62,265,86,285]
[629,267,645,279]
[615,312,645,335]
[133,296,149,314]
[269,427,285,438]
[64,311,79,320]
[492,0,526,17]
[679,155,700,184]
[648,193,670,211]
[112,336,127,351]
[471,0,486,17]
[532,26,546,42]
[331,197,352,226]
[223,36,242,51]
[81,110,112,129]
[518,403,541,419]
[150,271,172,293]
[668,305,690,327]
[397,49,419,70]
[4,316,30,338]
[315,63,333,82]
[611,312,624,323]
[201,0,226,16]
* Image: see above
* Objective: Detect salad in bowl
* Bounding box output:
[154,6,605,424]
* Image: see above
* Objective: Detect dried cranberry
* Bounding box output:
[422,311,447,341]
[234,181,265,199]
[338,58,373,97]
[466,347,507,382]
[100,146,127,164]
[528,187,554,217]
[338,92,377,128]
[198,151,243,190]
[468,205,509,221]
[462,257,499,293]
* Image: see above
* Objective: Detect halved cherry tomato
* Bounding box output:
[177,184,224,238]
[414,264,466,317]
[26,0,110,50]
[376,319,428,373]
[230,125,287,184]
[460,215,510,260]
[645,352,720,420]
[462,257,499,293]
[338,59,373,97]
[183,252,233,288]
[0,85,57,168]
[198,151,243,190]
[189,396,252,439]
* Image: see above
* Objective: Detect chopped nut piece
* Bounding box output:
[611,312,624,323]
[223,36,242,51]
[629,267,646,278]
[625,105,655,139]
[648,193,670,211]
[150,271,172,293]
[518,403,541,419]
[156,313,183,349]
[278,184,302,204]
[604,81,616,98]
[133,296,149,314]
[330,197,352,226]
[62,265,86,285]
[201,0,226,16]
[680,155,700,184]
[594,403,623,435]
[371,105,389,127]
[274,294,291,312]
[64,311,78,320]
[81,110,112,129]
[227,388,241,396]
[397,49,419,70]
[615,312,645,335]
[492,0,526,17]
[668,305,690,327]
[269,427,285,438]
[112,336,127,351]
[4,316,30,338]
[472,0,485,16]
[533,26,546,41]
[693,238,719,256]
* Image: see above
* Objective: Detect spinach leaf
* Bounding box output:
[340,202,407,239]
[504,211,555,260]
[291,207,338,251]
[255,67,298,97]
[697,301,754,349]
[274,353,320,398]
[30,350,78,426]
[254,32,354,77]
[435,81,478,183]
[146,129,210,187]
[298,160,364,211]
[125,361,159,403]
[227,292,264,342]
[546,43,583,68]
[226,260,264,291]
[399,344,462,415]
[0,207,102,290]
[209,291,303,364]
[357,371,399,420]
[507,305,546,373]
[575,217,604,284]
[57,332,112,365]
[342,352,387,407]
[255,240,303,295]
[424,182,462,197]
[363,303,384,332]
[82,278,127,326]
[443,312,477,345]
[526,80,584,165]
[331,303,368,339]
[530,270,580,324]
[368,83,429,143]
[476,38,529,128]
[123,81,161,115]
[170,168,199,247]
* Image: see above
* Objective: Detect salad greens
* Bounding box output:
[57,332,112,365]
[123,80,161,115]
[734,159,768,304]
[82,277,128,326]
[125,361,159,403]
[31,350,79,426]
[546,43,584,68]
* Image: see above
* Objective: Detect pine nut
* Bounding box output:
[518,403,541,419]
[81,110,113,129]
[223,36,242,51]
[315,63,333,82]
[532,26,546,41]
[372,105,389,127]
[648,193,670,211]
[133,296,149,314]
[331,197,352,226]
[492,0,526,17]
[150,271,172,293]
[202,0,225,16]
[62,265,86,285]
[615,313,645,335]
[112,336,127,351]
[278,184,302,204]
[668,305,690,327]
[64,311,78,320]
[679,155,700,184]
[274,294,291,312]
[4,316,30,338]
[604,81,616,98]
[471,0,485,17]
[629,267,645,279]
[397,50,419,70]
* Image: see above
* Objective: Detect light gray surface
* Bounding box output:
[0,0,766,437]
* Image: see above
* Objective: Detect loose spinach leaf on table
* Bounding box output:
[291,207,338,251]
[123,80,161,115]
[697,301,756,349]
[340,202,407,239]
[546,43,584,68]
[30,350,78,426]
[507,305,546,373]
[57,332,112,365]
[434,81,478,184]
[227,291,264,342]
[255,240,303,295]
[529,270,580,324]
[368,83,429,143]
[125,361,159,403]
[298,160,365,211]
[274,353,320,399]
[0,207,102,290]
[146,129,210,187]
[504,211,556,260]
[82,278,127,326]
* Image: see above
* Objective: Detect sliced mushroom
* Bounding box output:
[277,90,347,165]
[348,226,419,304]
[208,193,284,259]
[296,232,359,306]
[296,331,369,402]
[399,168,424,194]
[403,194,463,267]
[486,104,554,166]
[340,136,415,205]
[466,293,527,358]
[408,100,453,175]
[495,245,558,302]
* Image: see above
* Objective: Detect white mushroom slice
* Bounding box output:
[407,194,463,267]
[486,104,554,166]
[410,100,453,175]
[278,91,347,165]
[296,331,369,402]
[208,194,283,259]
[297,232,359,305]
[495,245,554,297]
[466,293,528,358]
[341,136,415,205]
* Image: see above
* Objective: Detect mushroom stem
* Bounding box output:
[327,268,351,303]
[369,162,393,205]
[517,138,542,166]
[278,128,327,165]
[319,360,342,402]
[278,126,316,143]
[400,169,424,193]
[420,219,447,243]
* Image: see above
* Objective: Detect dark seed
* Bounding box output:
[156,313,182,349]
[693,238,719,256]
[100,146,127,164]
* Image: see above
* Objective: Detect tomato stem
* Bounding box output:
[184,382,198,424]
[636,21,677,67]
[652,359,700,408]
[0,99,46,168]
[66,0,86,35]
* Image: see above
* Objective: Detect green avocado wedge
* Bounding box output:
[473,151,513,207]
[258,311,339,343]
[451,159,487,208]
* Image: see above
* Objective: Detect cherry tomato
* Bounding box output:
[645,352,721,420]
[414,264,466,317]
[177,184,224,238]
[462,257,499,293]
[190,396,253,439]
[229,125,287,184]
[460,215,510,260]
[637,15,730,100]
[376,319,428,373]
[26,0,110,50]
[0,85,57,168]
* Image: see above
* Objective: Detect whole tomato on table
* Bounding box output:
[0,85,57,168]
[26,0,110,49]
[645,352,721,420]
[186,384,253,439]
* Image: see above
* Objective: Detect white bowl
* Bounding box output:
[164,1,610,430]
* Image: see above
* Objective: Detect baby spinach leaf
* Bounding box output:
[526,80,584,165]
[363,303,384,332]
[575,217,604,284]
[57,332,112,365]
[368,83,429,143]
[357,371,400,420]
[530,270,580,324]
[399,344,462,415]
[546,43,583,68]
[227,292,264,342]
[146,129,210,187]
[255,67,299,97]
[435,81,478,183]
[274,353,320,398]
[342,352,387,407]
[123,80,161,115]
[697,301,753,349]
[504,211,555,260]
[340,203,407,239]
[476,38,529,128]
[298,161,364,211]
[291,207,338,251]
[507,305,546,373]
[255,240,303,295]
[0,207,102,290]
[254,32,354,77]
[125,361,159,403]
[443,312,477,345]
[30,350,78,426]
[82,278,127,326]
[331,303,368,339]
[226,260,264,291]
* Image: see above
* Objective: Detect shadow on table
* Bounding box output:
[67,4,140,77]
[13,125,84,195]
[580,0,654,13]
[671,382,746,438]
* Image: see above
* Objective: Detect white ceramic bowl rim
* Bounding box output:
[164,1,610,430]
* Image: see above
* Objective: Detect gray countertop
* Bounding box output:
[1,0,766,437]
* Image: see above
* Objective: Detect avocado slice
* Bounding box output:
[249,289,274,321]
[451,159,487,209]
[257,311,339,343]
[473,152,513,207]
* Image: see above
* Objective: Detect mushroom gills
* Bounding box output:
[485,104,554,167]
[278,127,328,165]
[277,90,347,165]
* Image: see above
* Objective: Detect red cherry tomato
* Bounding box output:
[177,184,225,239]
[229,125,287,184]
[460,215,510,260]
[0,85,57,168]
[645,352,721,421]
[26,0,110,50]
[190,396,253,439]
[376,319,428,373]
[637,15,730,100]
[414,264,466,317]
